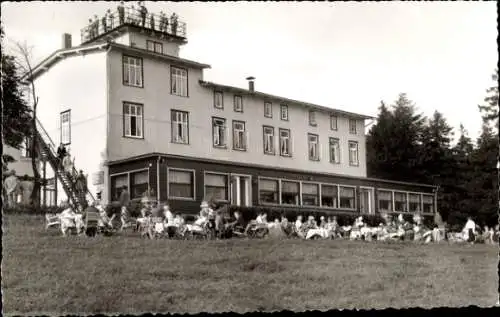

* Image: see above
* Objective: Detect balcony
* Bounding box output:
[80,6,187,45]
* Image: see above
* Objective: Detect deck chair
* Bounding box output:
[45,213,61,229]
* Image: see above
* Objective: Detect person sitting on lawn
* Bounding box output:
[120,205,133,231]
[149,206,165,237]
[97,202,114,231]
[226,211,245,231]
[280,215,292,235]
[482,226,494,244]
[163,205,175,225]
[60,201,78,237]
[462,217,477,243]
[319,216,327,229]
[194,201,210,227]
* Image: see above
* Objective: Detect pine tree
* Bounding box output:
[419,111,456,220]
[478,69,499,132]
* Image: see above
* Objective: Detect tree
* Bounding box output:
[366,101,393,179]
[14,41,41,209]
[366,94,426,182]
[419,111,455,220]
[478,69,499,131]
[1,26,32,173]
[468,123,498,226]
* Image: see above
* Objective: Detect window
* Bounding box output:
[212,117,227,148]
[348,141,359,166]
[146,40,163,54]
[329,138,340,164]
[409,193,421,213]
[394,192,408,212]
[168,169,195,199]
[308,133,319,161]
[281,181,299,205]
[123,55,143,87]
[302,183,319,206]
[321,184,338,208]
[264,102,272,118]
[259,178,279,204]
[263,126,275,155]
[60,110,71,145]
[232,121,247,151]
[214,91,223,109]
[339,186,355,209]
[171,110,189,144]
[111,174,128,202]
[123,103,143,138]
[309,110,317,126]
[279,129,291,157]
[422,195,434,214]
[378,190,393,212]
[171,66,188,97]
[130,170,149,199]
[330,115,338,131]
[349,119,357,134]
[205,173,228,201]
[280,104,289,121]
[234,95,243,112]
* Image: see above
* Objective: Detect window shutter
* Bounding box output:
[245,130,249,150]
[260,179,278,191]
[213,125,219,145]
[302,183,318,195]
[282,181,299,193]
[321,185,337,197]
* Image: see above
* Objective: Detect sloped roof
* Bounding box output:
[199,80,374,120]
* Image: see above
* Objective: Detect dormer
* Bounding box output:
[80,5,187,57]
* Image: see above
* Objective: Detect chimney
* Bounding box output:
[246,76,255,92]
[62,33,72,49]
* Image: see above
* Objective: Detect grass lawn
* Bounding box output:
[2,214,498,315]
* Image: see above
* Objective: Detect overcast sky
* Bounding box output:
[2,1,497,142]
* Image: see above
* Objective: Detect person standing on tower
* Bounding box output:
[118,1,125,25]
[170,12,178,35]
[108,9,114,29]
[139,1,148,27]
[150,13,155,30]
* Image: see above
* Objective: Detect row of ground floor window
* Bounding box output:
[108,154,437,215]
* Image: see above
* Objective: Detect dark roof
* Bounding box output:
[22,42,210,82]
[21,42,109,82]
[110,43,210,69]
[199,80,375,120]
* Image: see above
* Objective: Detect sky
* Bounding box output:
[2,1,498,142]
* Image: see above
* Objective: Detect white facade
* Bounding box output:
[33,52,108,203]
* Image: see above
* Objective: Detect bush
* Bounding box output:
[2,205,65,215]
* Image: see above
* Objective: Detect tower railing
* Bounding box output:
[80,6,187,44]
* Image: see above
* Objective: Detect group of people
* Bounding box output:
[58,200,115,237]
[50,189,500,245]
[84,1,180,42]
[56,143,88,207]
[2,170,35,208]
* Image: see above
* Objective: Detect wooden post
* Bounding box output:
[43,160,47,207]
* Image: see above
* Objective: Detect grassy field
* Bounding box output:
[2,214,498,315]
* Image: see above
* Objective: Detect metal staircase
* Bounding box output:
[34,117,95,212]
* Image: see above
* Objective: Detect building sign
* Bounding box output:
[92,171,104,185]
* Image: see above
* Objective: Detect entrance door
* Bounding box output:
[360,187,374,214]
[230,174,251,207]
